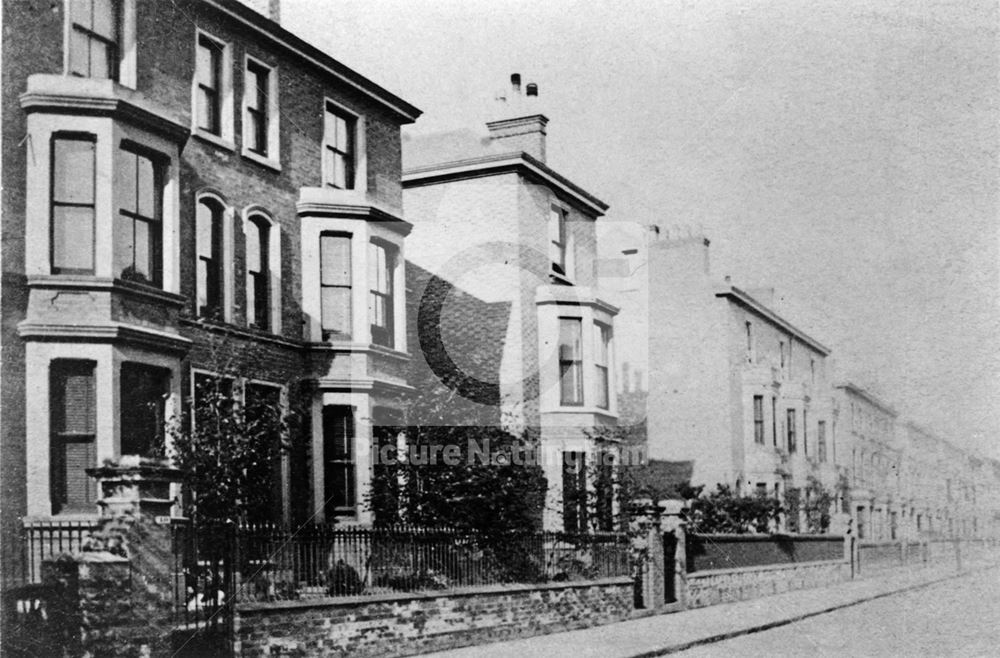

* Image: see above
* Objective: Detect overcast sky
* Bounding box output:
[283,0,999,459]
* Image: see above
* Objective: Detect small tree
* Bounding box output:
[165,374,287,526]
[801,476,835,534]
[686,484,783,534]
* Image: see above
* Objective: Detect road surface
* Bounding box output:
[675,570,1000,657]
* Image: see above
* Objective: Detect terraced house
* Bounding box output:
[645,231,838,529]
[1,0,422,583]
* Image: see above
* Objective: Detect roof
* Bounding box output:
[716,285,831,355]
[835,382,898,417]
[209,0,421,123]
[402,131,609,217]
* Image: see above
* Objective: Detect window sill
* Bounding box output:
[544,406,618,418]
[241,147,282,172]
[193,128,236,152]
[549,271,574,286]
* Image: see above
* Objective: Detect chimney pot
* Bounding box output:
[526,83,538,97]
[511,73,522,93]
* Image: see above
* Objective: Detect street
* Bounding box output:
[675,570,1000,657]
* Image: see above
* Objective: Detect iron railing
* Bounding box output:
[227,523,631,602]
[21,518,100,583]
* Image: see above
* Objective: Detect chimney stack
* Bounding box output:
[487,72,548,162]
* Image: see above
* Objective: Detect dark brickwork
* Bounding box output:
[235,578,634,657]
[2,0,413,583]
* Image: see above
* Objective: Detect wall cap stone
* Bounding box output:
[237,576,633,612]
[688,558,846,579]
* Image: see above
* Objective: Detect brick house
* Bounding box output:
[833,383,902,540]
[645,231,838,530]
[402,76,621,531]
[1,0,422,583]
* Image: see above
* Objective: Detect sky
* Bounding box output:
[282,0,999,459]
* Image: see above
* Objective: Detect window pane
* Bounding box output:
[196,201,217,259]
[133,219,150,280]
[321,287,351,334]
[332,152,347,188]
[53,139,95,204]
[69,0,92,26]
[69,29,90,77]
[558,318,581,361]
[120,364,169,457]
[196,40,217,88]
[197,259,208,310]
[136,153,156,219]
[91,0,116,39]
[335,116,349,150]
[89,40,112,79]
[246,220,261,272]
[113,216,133,278]
[196,88,215,132]
[116,149,136,213]
[594,324,609,365]
[595,365,609,409]
[320,235,351,286]
[53,362,96,435]
[549,208,563,244]
[52,206,95,272]
[560,362,583,405]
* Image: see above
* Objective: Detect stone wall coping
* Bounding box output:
[691,533,845,542]
[687,558,845,579]
[236,576,633,613]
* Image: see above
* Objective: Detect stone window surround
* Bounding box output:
[240,205,282,335]
[62,0,137,89]
[194,190,236,323]
[21,76,184,295]
[191,26,235,151]
[241,52,281,171]
[25,342,181,518]
[298,200,409,353]
[322,97,367,192]
[536,286,618,418]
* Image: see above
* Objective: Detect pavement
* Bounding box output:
[422,560,997,658]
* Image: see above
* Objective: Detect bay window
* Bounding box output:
[51,134,96,274]
[559,318,584,406]
[323,405,355,516]
[49,360,97,514]
[114,146,162,286]
[320,232,352,339]
[369,241,395,348]
[594,322,610,409]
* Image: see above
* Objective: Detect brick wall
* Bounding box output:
[235,577,634,657]
[686,560,848,609]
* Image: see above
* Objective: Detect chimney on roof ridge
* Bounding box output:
[488,72,548,161]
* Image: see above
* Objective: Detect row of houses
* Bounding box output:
[637,231,1000,541]
[1,0,995,593]
[0,0,624,587]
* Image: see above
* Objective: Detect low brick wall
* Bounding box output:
[235,577,634,657]
[686,534,845,572]
[686,560,848,609]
